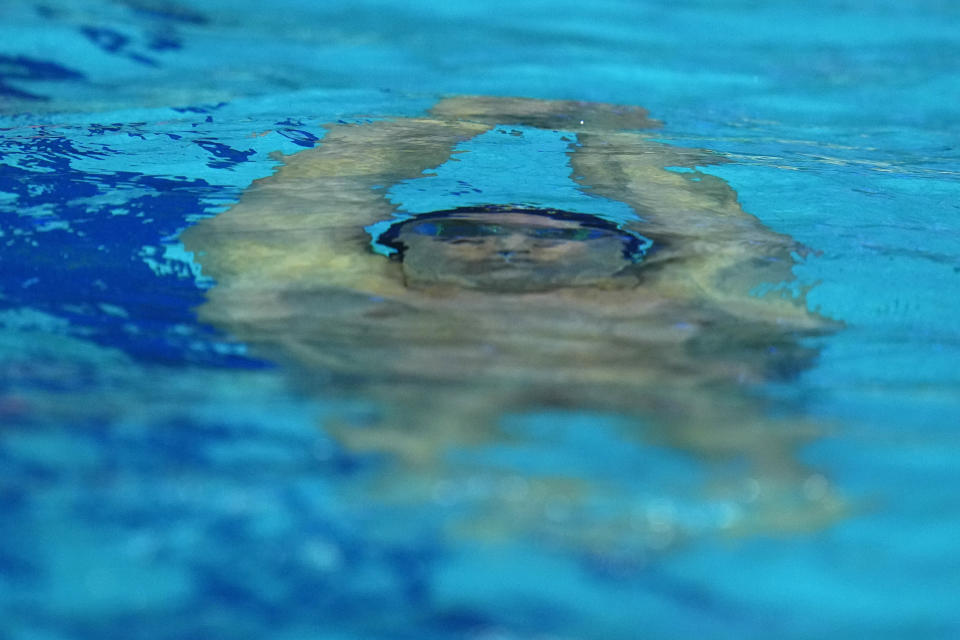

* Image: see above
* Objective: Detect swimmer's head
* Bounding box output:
[377,206,652,292]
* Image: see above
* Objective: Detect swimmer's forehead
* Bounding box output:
[423,212,586,229]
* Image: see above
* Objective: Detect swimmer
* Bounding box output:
[181,96,844,554]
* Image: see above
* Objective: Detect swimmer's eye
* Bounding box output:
[410,222,440,236]
[527,228,608,241]
[410,222,503,238]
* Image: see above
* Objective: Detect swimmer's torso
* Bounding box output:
[185,99,821,400]
[181,97,843,540]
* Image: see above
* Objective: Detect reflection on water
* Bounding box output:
[182,96,844,557]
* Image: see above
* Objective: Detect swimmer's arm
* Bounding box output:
[183,117,492,297]
[568,131,824,328]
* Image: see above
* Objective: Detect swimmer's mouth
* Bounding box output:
[491,255,534,266]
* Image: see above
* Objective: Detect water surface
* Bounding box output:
[1,1,959,638]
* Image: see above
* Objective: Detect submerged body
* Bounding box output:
[182,96,842,550]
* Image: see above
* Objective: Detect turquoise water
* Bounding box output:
[2,1,959,638]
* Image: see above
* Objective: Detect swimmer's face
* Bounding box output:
[394,212,633,292]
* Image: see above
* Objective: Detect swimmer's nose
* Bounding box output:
[491,234,533,262]
[495,233,531,254]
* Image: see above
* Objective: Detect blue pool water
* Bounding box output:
[2,1,959,638]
